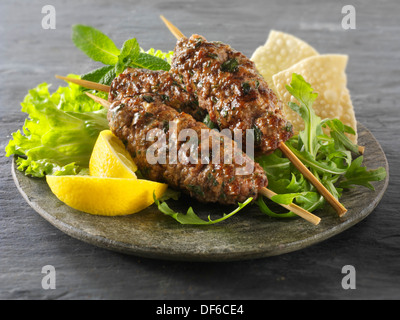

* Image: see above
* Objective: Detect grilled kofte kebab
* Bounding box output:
[107,69,206,121]
[56,25,343,217]
[170,34,292,155]
[59,65,292,155]
[57,64,342,217]
[159,17,347,216]
[86,92,320,224]
[108,94,265,205]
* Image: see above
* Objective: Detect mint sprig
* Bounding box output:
[72,25,120,65]
[72,24,172,85]
[115,38,140,75]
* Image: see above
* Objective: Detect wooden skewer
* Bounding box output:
[160,15,186,40]
[160,15,347,217]
[85,92,110,108]
[61,75,335,220]
[76,71,361,161]
[279,142,347,216]
[259,188,320,225]
[57,76,110,92]
[85,92,320,225]
[55,75,110,92]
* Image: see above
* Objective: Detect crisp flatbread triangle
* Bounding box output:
[251,30,319,91]
[272,54,358,143]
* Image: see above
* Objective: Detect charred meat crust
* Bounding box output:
[170,34,294,154]
[108,94,268,205]
[109,68,207,122]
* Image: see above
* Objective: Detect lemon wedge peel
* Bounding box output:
[89,130,137,179]
[46,175,168,216]
[47,129,168,216]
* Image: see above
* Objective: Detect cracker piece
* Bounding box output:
[251,30,319,91]
[272,54,357,143]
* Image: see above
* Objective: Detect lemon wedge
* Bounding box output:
[89,130,137,179]
[46,175,168,216]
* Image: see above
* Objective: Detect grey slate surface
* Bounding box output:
[1,0,399,300]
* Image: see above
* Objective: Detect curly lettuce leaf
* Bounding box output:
[5,77,109,177]
[143,48,174,65]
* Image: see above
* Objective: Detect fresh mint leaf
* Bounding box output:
[71,25,173,83]
[154,193,252,225]
[115,38,140,75]
[72,24,120,65]
[81,65,116,86]
[130,52,171,71]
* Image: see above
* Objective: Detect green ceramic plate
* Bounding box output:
[12,123,389,261]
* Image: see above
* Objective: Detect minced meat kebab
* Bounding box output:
[108,94,268,205]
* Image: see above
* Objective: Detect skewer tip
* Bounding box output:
[260,187,321,225]
[159,15,185,40]
[85,92,111,109]
[55,75,110,92]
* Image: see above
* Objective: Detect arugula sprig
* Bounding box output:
[256,73,387,217]
[72,24,172,85]
[154,192,253,225]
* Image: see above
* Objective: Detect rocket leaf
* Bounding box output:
[154,193,253,225]
[255,73,387,218]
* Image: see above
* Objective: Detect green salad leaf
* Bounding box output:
[129,52,171,71]
[72,24,120,65]
[80,65,115,86]
[73,24,172,85]
[5,76,109,177]
[338,156,388,190]
[285,73,320,157]
[154,192,253,225]
[6,25,175,179]
[255,73,387,218]
[144,48,174,64]
[115,38,140,75]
